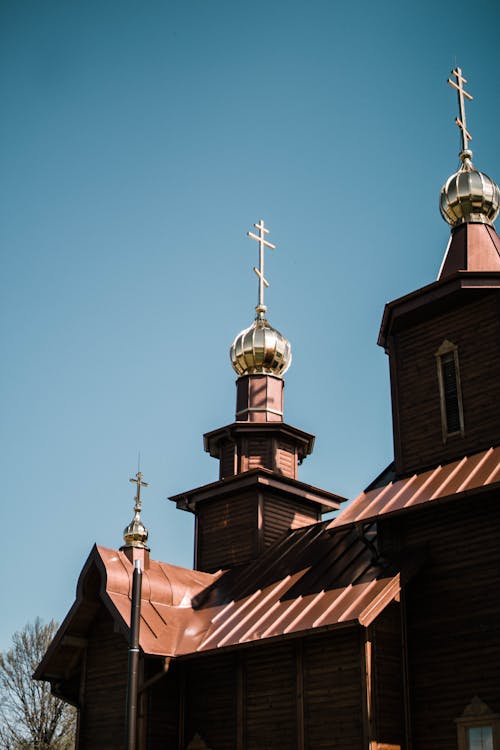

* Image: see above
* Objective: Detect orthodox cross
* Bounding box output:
[129,471,149,511]
[447,67,473,153]
[247,219,276,314]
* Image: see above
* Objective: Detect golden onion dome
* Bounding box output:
[230,304,292,377]
[440,150,500,227]
[122,472,149,549]
[123,513,149,549]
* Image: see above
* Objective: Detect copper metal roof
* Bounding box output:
[169,468,345,513]
[330,446,500,529]
[36,522,399,678]
[101,521,399,656]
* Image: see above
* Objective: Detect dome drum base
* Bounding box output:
[235,374,284,423]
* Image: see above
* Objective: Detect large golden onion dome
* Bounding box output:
[440,150,500,227]
[230,304,292,377]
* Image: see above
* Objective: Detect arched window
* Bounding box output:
[456,696,500,750]
[435,339,465,441]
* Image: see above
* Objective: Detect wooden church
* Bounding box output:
[36,68,500,750]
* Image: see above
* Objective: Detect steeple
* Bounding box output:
[438,67,500,278]
[229,219,291,423]
[121,471,150,568]
[379,67,500,477]
[205,220,311,475]
[170,220,343,572]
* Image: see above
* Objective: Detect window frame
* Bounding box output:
[456,697,500,750]
[435,339,465,442]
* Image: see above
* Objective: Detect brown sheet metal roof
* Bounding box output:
[169,468,345,514]
[103,521,399,656]
[37,522,400,678]
[330,446,500,529]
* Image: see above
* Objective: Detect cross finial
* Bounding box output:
[129,471,149,513]
[247,219,276,317]
[447,67,473,157]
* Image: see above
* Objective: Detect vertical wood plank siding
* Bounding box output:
[78,610,128,750]
[303,631,364,749]
[219,440,236,478]
[384,493,500,750]
[371,603,403,747]
[389,293,500,474]
[177,630,369,750]
[245,642,297,750]
[146,663,179,750]
[183,653,237,750]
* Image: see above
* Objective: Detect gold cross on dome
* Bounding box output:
[448,67,473,153]
[129,471,149,510]
[247,219,276,315]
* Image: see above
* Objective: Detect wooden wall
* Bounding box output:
[169,629,366,750]
[303,631,364,750]
[388,291,500,474]
[217,435,298,480]
[196,492,258,571]
[196,492,319,572]
[262,494,319,547]
[370,603,404,749]
[381,491,500,750]
[76,607,402,750]
[146,660,179,750]
[77,609,128,750]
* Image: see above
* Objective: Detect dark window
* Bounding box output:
[435,340,464,441]
[441,352,461,433]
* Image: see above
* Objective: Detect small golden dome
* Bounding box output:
[123,513,149,548]
[230,306,292,377]
[440,151,500,227]
[122,471,149,549]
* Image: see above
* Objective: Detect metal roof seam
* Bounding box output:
[284,589,326,634]
[198,589,263,649]
[456,448,494,492]
[259,596,305,638]
[401,463,442,507]
[482,454,500,484]
[358,575,401,627]
[210,598,238,624]
[430,455,468,499]
[312,584,354,627]
[378,472,419,514]
[337,579,382,623]
[215,576,293,648]
[332,479,395,527]
[236,599,284,645]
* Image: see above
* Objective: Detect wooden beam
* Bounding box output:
[236,654,245,750]
[296,640,305,750]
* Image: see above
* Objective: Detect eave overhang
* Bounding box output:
[168,467,346,514]
[378,270,500,350]
[330,445,500,528]
[34,524,403,675]
[203,421,315,461]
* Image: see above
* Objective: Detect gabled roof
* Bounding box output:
[36,521,400,682]
[330,445,500,528]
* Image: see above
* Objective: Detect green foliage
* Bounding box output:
[0,619,75,750]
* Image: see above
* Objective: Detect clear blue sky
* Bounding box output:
[1,0,499,651]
